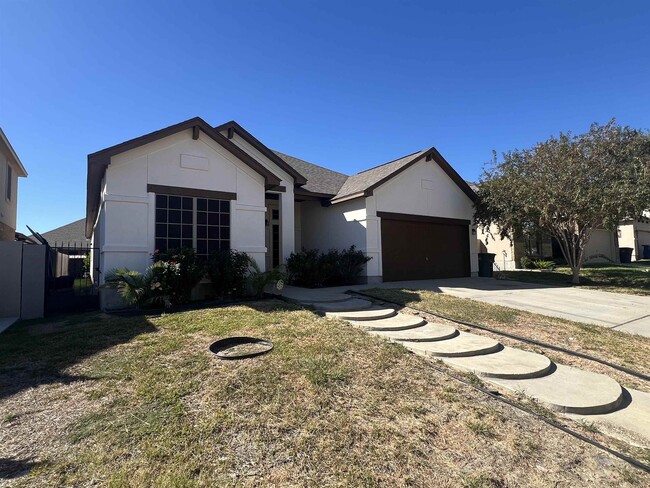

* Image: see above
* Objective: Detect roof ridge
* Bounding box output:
[355,149,427,175]
[272,150,349,177]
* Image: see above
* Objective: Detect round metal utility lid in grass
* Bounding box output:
[209,337,274,360]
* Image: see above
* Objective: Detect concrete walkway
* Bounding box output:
[283,288,650,447]
[285,277,650,337]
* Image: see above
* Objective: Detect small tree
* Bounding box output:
[475,120,650,284]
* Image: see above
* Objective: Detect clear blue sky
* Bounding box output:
[1,1,648,235]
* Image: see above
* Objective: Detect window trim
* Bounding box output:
[147,184,236,201]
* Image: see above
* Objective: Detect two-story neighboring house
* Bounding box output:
[0,128,28,240]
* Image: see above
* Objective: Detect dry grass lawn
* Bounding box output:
[361,288,650,385]
[1,300,648,487]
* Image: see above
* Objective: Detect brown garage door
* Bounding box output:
[379,212,470,282]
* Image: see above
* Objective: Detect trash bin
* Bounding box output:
[478,253,496,277]
[619,247,633,264]
[643,245,650,260]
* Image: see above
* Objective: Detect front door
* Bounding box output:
[265,200,281,270]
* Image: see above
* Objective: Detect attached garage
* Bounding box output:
[379,212,471,281]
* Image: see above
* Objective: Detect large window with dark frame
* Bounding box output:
[155,194,230,259]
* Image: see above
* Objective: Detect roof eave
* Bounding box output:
[427,148,478,203]
[363,148,477,203]
[330,191,367,205]
[0,128,28,177]
[215,121,308,186]
[85,118,283,238]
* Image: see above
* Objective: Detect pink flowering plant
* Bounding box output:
[151,248,205,306]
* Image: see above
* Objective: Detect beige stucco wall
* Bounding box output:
[583,228,619,263]
[93,129,277,283]
[0,144,20,239]
[299,198,367,253]
[479,226,619,268]
[368,157,479,279]
[619,220,650,261]
[477,225,519,270]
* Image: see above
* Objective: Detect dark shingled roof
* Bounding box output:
[333,150,428,201]
[273,151,348,196]
[36,218,88,245]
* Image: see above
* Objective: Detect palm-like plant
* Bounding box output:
[246,258,287,298]
[104,267,167,307]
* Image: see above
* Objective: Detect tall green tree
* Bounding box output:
[475,120,650,284]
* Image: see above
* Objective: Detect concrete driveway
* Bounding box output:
[352,277,650,338]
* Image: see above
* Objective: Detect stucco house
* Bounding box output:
[86,117,478,300]
[618,212,650,261]
[0,128,28,241]
[477,225,619,270]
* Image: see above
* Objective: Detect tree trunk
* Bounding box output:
[571,265,581,285]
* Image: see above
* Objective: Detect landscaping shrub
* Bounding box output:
[207,249,252,297]
[286,248,327,287]
[286,246,371,287]
[519,257,556,270]
[105,267,158,308]
[336,246,373,284]
[152,248,205,305]
[246,260,287,298]
[105,247,205,308]
[532,259,555,270]
[519,257,534,269]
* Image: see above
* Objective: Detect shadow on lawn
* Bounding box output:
[363,288,425,306]
[0,313,157,401]
[0,457,39,480]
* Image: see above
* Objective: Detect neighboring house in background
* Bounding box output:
[34,217,88,246]
[86,117,478,306]
[0,128,41,327]
[0,128,28,240]
[31,218,92,286]
[618,212,650,261]
[471,181,619,270]
[477,225,619,270]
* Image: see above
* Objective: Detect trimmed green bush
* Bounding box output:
[287,246,371,288]
[206,249,252,298]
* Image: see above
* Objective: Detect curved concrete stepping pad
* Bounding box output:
[400,331,500,358]
[567,389,650,447]
[373,322,459,342]
[326,306,397,321]
[490,364,623,415]
[315,298,373,312]
[442,346,553,379]
[350,314,426,331]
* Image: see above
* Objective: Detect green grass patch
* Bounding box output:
[501,263,650,296]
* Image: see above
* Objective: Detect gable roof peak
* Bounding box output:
[214,120,308,186]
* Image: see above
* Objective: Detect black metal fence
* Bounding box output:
[45,242,99,314]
